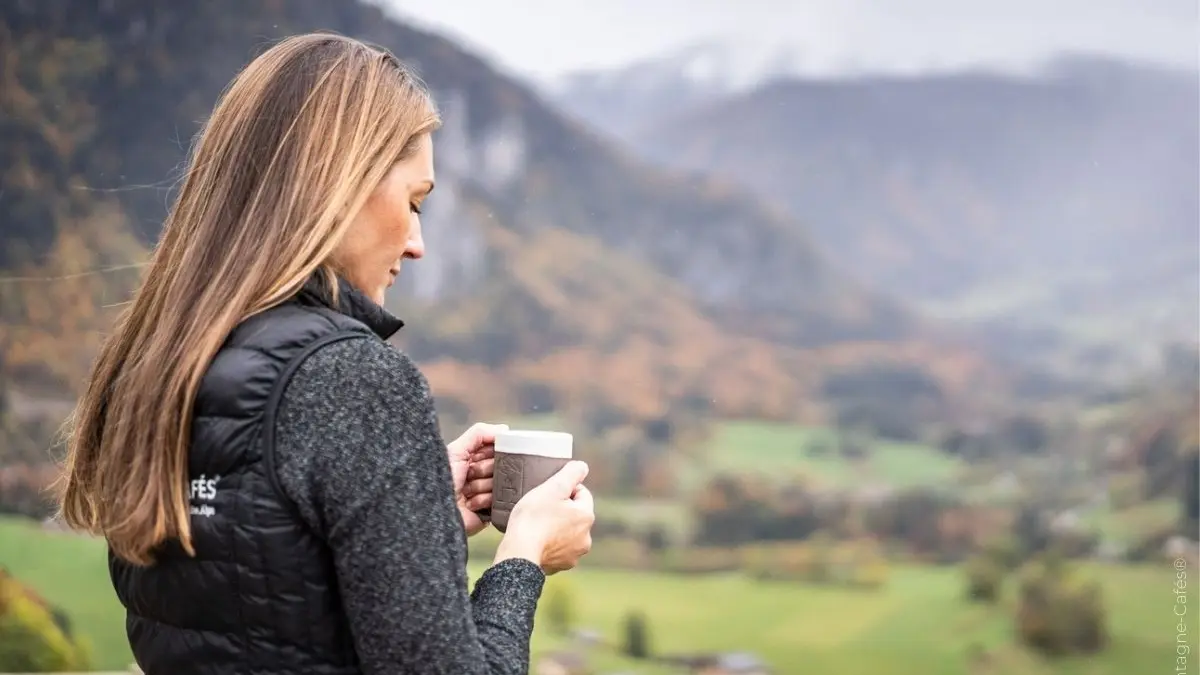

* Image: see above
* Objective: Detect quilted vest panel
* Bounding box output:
[109,289,386,675]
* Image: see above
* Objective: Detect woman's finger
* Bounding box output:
[571,485,594,513]
[466,457,494,480]
[465,477,493,497]
[465,491,493,511]
[470,444,496,462]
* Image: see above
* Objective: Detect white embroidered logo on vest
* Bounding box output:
[189,474,220,517]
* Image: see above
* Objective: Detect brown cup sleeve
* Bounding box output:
[489,453,570,533]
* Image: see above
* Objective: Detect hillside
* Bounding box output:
[0,0,1012,434]
[553,54,1200,368]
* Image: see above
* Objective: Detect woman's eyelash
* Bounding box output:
[410,203,422,215]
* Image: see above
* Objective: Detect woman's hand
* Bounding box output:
[446,422,507,536]
[495,460,595,575]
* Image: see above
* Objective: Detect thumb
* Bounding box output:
[473,421,509,436]
[464,422,509,446]
[539,460,589,498]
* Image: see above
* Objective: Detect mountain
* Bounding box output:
[553,52,1200,368]
[1,0,1001,433]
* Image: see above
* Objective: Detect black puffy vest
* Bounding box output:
[108,278,404,675]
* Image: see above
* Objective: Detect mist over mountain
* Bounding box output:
[543,39,801,142]
[552,49,1200,368]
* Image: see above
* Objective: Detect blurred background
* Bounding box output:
[1,1,1197,673]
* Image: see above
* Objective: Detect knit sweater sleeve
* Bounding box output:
[271,335,545,674]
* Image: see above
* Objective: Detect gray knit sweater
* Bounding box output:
[272,336,544,674]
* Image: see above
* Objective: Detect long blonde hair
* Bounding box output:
[58,33,440,566]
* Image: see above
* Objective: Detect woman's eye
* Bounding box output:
[409,203,422,215]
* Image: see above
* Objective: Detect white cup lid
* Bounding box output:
[495,430,573,459]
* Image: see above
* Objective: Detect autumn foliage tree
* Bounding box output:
[1015,557,1108,656]
[0,569,92,672]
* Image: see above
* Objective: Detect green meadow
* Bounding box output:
[511,416,963,491]
[3,516,1193,674]
[0,517,131,670]
[488,560,1190,675]
[700,420,962,488]
[1087,499,1181,547]
[504,418,963,539]
[1,420,1188,674]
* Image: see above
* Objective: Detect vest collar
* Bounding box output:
[296,273,405,340]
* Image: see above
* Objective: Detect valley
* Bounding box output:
[1,2,1196,673]
[551,51,1200,376]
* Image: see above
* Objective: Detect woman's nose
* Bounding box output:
[404,230,425,260]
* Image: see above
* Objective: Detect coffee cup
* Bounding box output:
[487,430,573,533]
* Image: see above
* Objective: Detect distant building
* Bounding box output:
[1164,536,1199,565]
[854,483,894,505]
[674,651,772,675]
[989,471,1020,495]
[1095,540,1126,562]
[572,627,605,648]
[534,650,589,675]
[1049,509,1082,534]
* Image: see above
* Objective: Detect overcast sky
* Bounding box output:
[378,0,1198,81]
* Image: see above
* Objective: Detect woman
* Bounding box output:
[57,32,594,675]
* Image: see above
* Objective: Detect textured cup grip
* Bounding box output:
[488,452,568,534]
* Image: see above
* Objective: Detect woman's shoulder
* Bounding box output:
[273,337,437,480]
[287,336,431,406]
[270,336,442,533]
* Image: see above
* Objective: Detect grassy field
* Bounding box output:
[2,515,1194,674]
[702,421,962,489]
[505,561,1192,675]
[1087,499,1181,546]
[508,416,964,492]
[0,518,131,670]
[506,418,963,539]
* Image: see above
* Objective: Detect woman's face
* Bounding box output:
[334,134,434,305]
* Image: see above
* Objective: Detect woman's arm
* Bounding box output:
[273,336,545,674]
